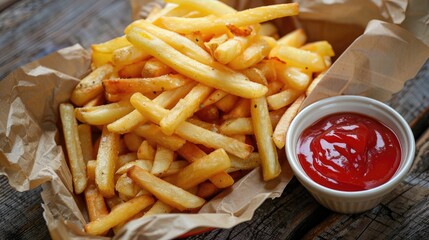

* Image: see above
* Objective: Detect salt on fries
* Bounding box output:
[59,1,334,236]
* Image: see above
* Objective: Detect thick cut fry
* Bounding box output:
[137,140,156,161]
[130,93,253,159]
[301,41,335,57]
[115,174,141,199]
[71,64,113,106]
[78,124,93,161]
[251,97,280,181]
[87,160,96,182]
[107,82,195,134]
[223,98,250,119]
[160,83,212,135]
[92,36,131,53]
[144,200,175,217]
[272,94,305,149]
[160,3,299,34]
[197,182,220,199]
[75,101,134,125]
[220,117,254,135]
[84,195,154,236]
[126,29,268,98]
[117,152,138,170]
[273,45,326,72]
[59,103,88,194]
[128,166,205,211]
[161,160,189,177]
[84,183,109,223]
[215,94,239,113]
[306,71,325,96]
[126,20,214,65]
[141,57,173,77]
[227,152,261,172]
[266,87,301,110]
[96,126,120,197]
[151,146,175,176]
[123,132,143,152]
[228,36,271,70]
[276,28,307,47]
[174,149,231,189]
[116,159,153,175]
[118,61,146,78]
[177,142,234,188]
[134,124,186,151]
[103,74,190,95]
[164,0,236,15]
[277,66,312,91]
[112,45,151,66]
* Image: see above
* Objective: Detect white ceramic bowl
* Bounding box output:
[285,95,415,214]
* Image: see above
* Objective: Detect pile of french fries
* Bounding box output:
[59,0,334,236]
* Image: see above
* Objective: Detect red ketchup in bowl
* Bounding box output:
[296,112,401,191]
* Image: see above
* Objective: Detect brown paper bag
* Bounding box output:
[1,1,428,239]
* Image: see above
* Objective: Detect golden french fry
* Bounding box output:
[160,3,299,34]
[107,82,195,134]
[173,148,231,189]
[126,29,268,98]
[103,74,191,95]
[84,183,109,223]
[197,182,220,199]
[160,83,212,135]
[78,124,93,161]
[227,152,261,173]
[84,195,154,236]
[220,117,254,135]
[272,94,305,149]
[71,64,113,106]
[151,146,175,176]
[126,20,214,65]
[240,67,268,86]
[115,174,141,199]
[92,36,131,53]
[301,41,335,57]
[128,166,205,211]
[277,65,312,91]
[215,94,239,113]
[228,36,271,70]
[59,103,88,194]
[276,28,307,47]
[186,117,219,132]
[259,22,279,38]
[272,45,326,72]
[164,0,236,15]
[266,80,284,96]
[96,126,120,197]
[306,71,325,96]
[83,94,105,108]
[223,98,250,119]
[130,93,254,159]
[75,101,134,125]
[144,200,175,217]
[87,160,97,182]
[91,51,112,69]
[250,97,280,181]
[118,61,146,78]
[123,132,143,152]
[266,87,301,110]
[141,57,173,77]
[134,124,186,151]
[117,152,138,170]
[160,160,189,177]
[116,159,153,175]
[137,140,156,161]
[112,45,151,66]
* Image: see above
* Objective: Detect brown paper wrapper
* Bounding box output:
[1,1,428,239]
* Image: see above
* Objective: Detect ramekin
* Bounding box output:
[285,95,415,214]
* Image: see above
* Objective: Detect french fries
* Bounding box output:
[59,1,335,236]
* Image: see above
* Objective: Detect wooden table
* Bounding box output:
[1,0,428,239]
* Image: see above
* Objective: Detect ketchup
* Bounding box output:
[297,112,401,191]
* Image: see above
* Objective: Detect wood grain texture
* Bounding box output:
[0,0,428,239]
